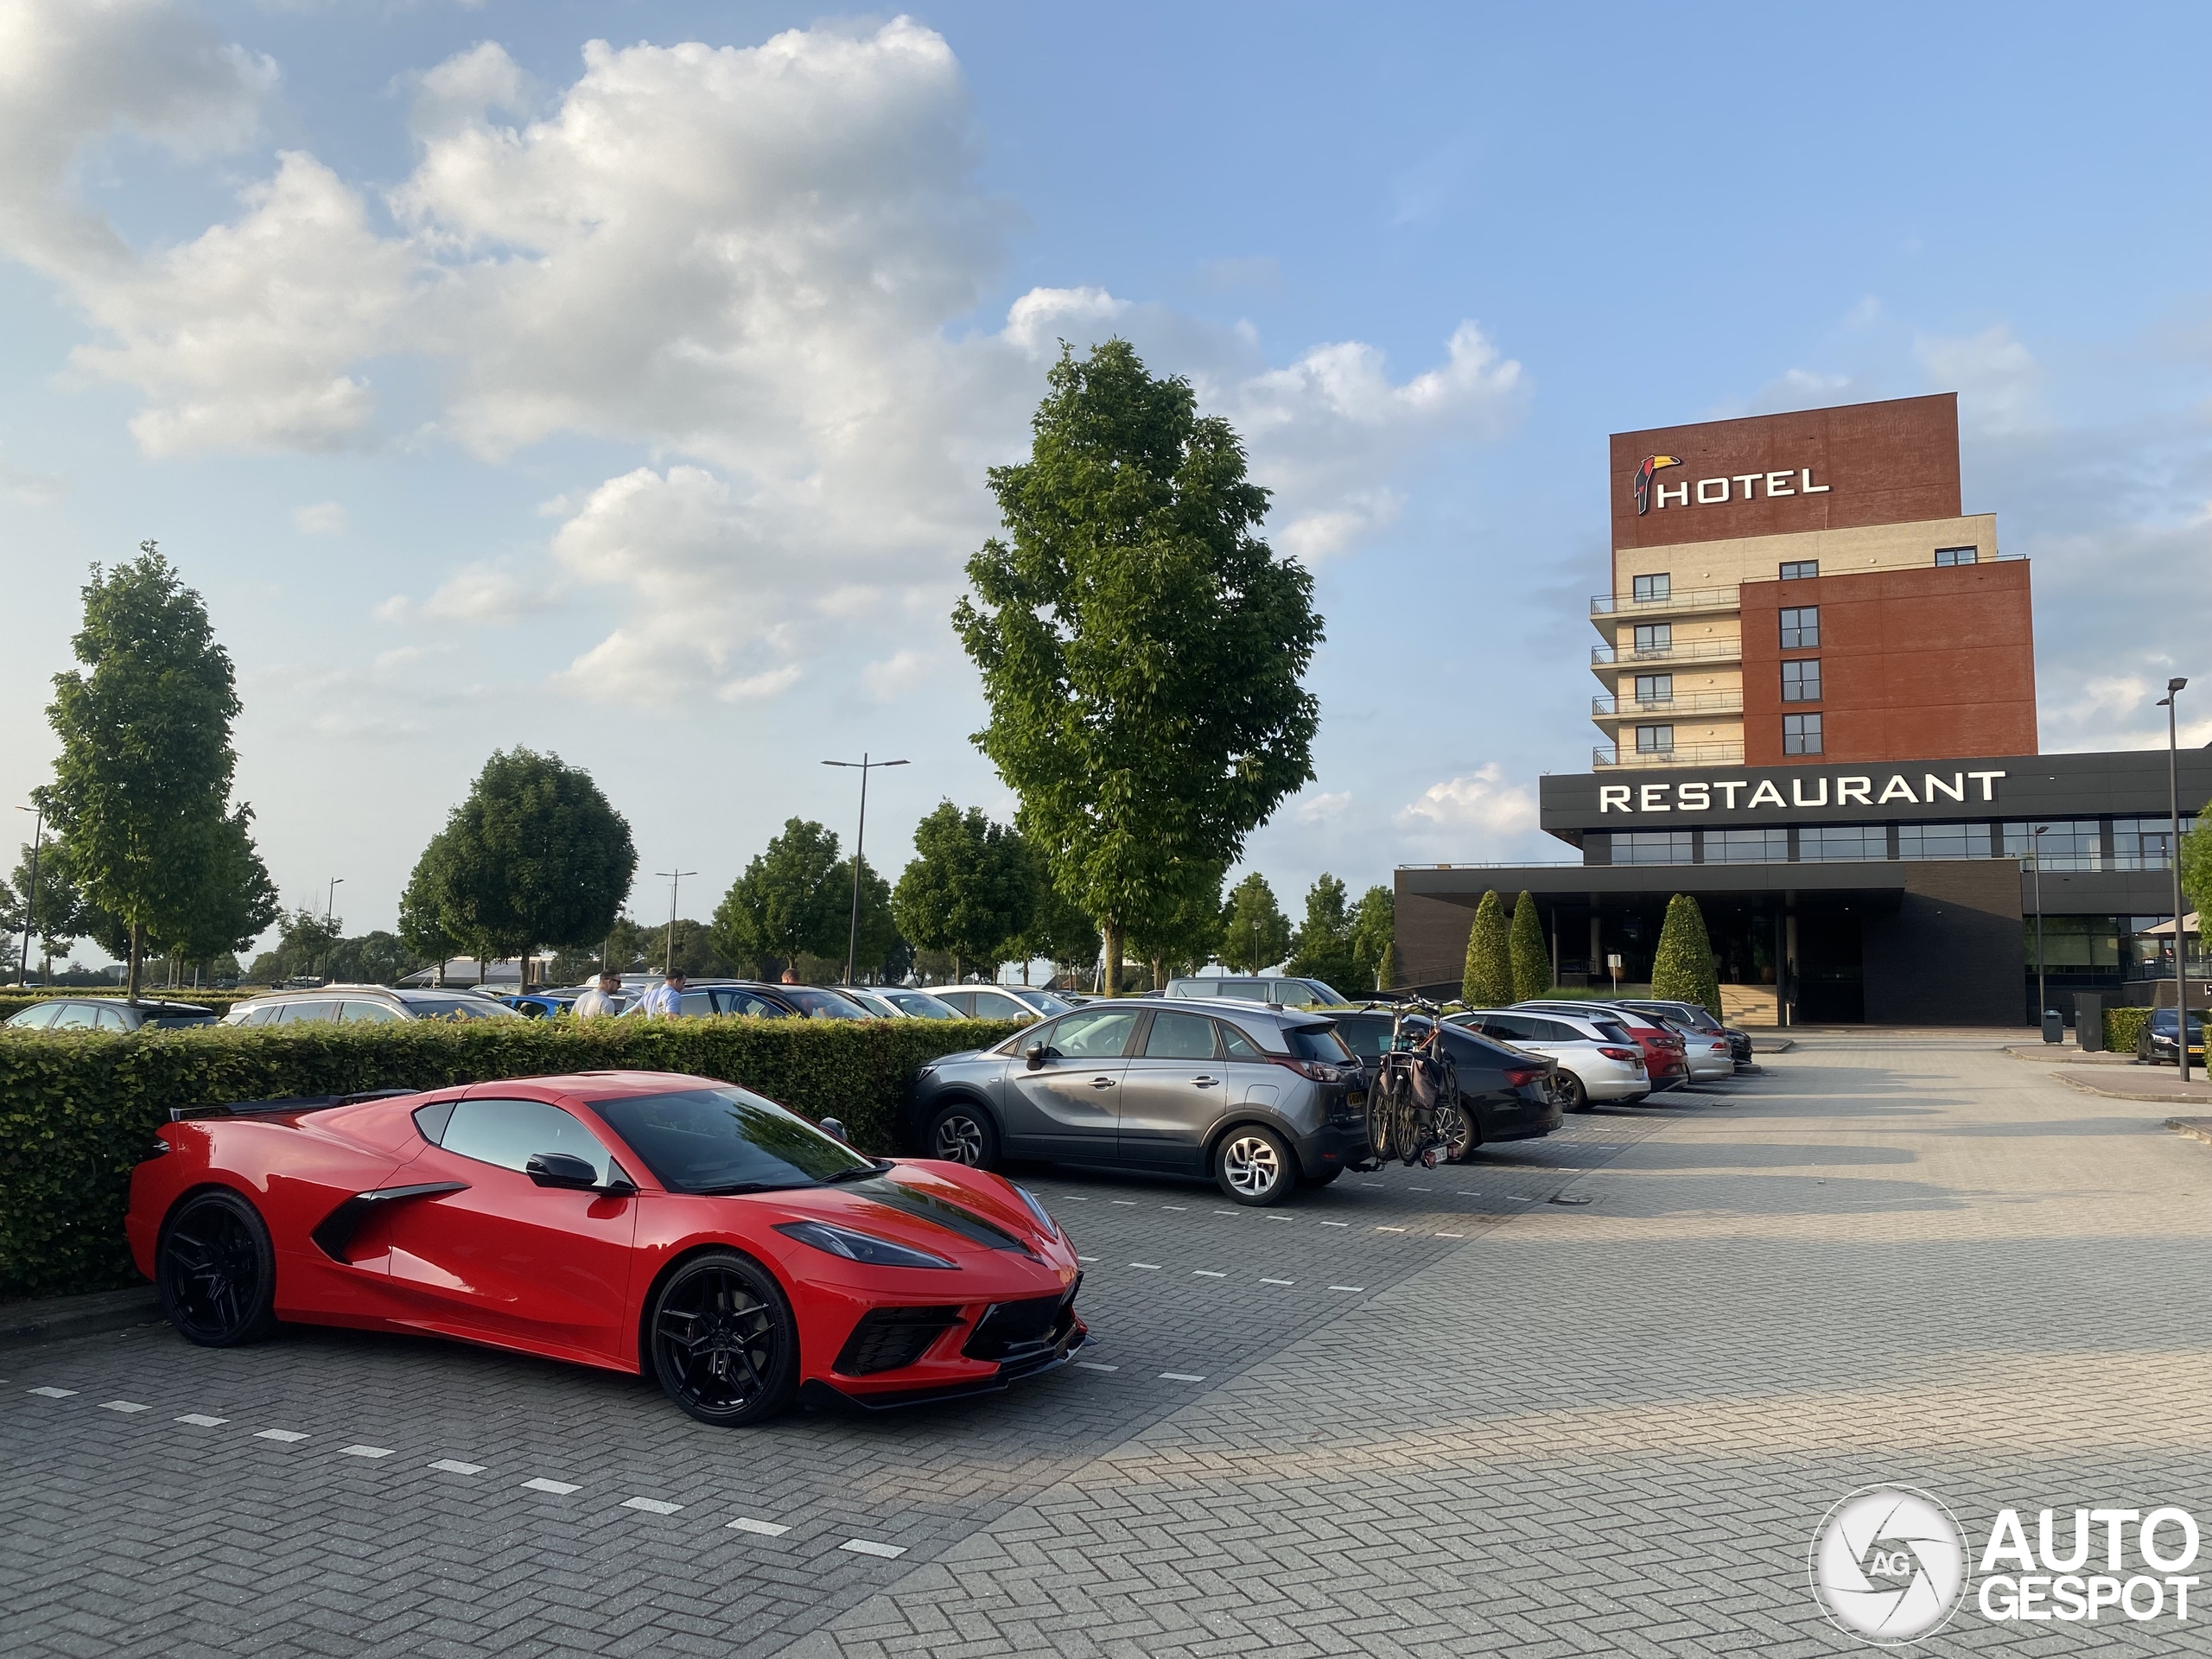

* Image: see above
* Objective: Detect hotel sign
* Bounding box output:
[1598,769,2005,815]
[1634,456,1831,516]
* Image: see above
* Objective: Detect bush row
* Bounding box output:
[0,1015,1017,1301]
[2104,1006,2152,1053]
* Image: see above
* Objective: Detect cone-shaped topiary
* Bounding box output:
[1649,892,1721,1015]
[1509,891,1549,1002]
[1461,889,1513,1007]
[1375,939,1397,993]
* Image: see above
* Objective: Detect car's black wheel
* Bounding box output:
[1215,1126,1294,1205]
[927,1101,1001,1170]
[157,1189,278,1347]
[1438,1100,1480,1164]
[1299,1166,1344,1188]
[1555,1071,1591,1112]
[647,1249,798,1427]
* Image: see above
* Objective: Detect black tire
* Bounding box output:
[1364,1078,1397,1161]
[1438,1100,1480,1164]
[1214,1125,1295,1206]
[926,1100,1001,1171]
[1299,1166,1344,1188]
[157,1188,278,1347]
[1555,1071,1591,1112]
[646,1249,798,1427]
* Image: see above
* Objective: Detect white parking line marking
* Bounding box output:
[1438,1231,1465,1239]
[254,1429,308,1443]
[728,1516,789,1536]
[1062,1196,1089,1202]
[1160,1205,1186,1211]
[1376,1226,1407,1233]
[1328,1285,1366,1292]
[623,1497,682,1515]
[1259,1278,1294,1286]
[339,1445,393,1459]
[1160,1371,1206,1382]
[1075,1361,1118,1371]
[1193,1270,1226,1278]
[429,1459,484,1475]
[1128,1262,1161,1270]
[1263,1215,1294,1222]
[1077,1255,1099,1262]
[27,1387,75,1399]
[523,1478,580,1495]
[841,1539,906,1558]
[1211,1209,1236,1215]
[1320,1220,1350,1228]
[1110,1200,1137,1206]
[175,1414,227,1427]
[100,1401,149,1413]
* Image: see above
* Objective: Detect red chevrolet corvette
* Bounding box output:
[127,1071,1087,1425]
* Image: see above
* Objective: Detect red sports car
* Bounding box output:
[127,1070,1088,1426]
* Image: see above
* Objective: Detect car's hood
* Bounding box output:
[758,1161,1057,1261]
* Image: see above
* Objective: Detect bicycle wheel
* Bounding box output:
[1366,1072,1399,1161]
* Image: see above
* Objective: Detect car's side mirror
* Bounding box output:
[819,1116,849,1143]
[1024,1040,1048,1070]
[525,1152,601,1191]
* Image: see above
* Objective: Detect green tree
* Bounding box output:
[246,909,341,984]
[955,339,1323,995]
[1219,872,1292,973]
[889,803,1038,982]
[148,805,278,974]
[1007,872,1100,988]
[1510,890,1550,1002]
[1650,893,1722,1015]
[1129,863,1225,990]
[2180,804,2212,934]
[397,854,461,983]
[324,931,425,986]
[1349,884,1395,992]
[714,818,848,977]
[1286,872,1360,993]
[2,836,86,982]
[414,749,636,968]
[1460,889,1512,1007]
[832,854,900,982]
[38,546,268,1001]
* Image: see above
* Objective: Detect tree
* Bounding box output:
[413,749,636,970]
[397,854,461,984]
[149,805,278,973]
[889,803,1037,982]
[2,836,86,982]
[246,909,340,985]
[1650,893,1721,1015]
[1510,891,1550,1002]
[1461,890,1512,1007]
[1219,872,1291,973]
[1286,873,1360,993]
[1008,872,1100,988]
[2180,804,2212,936]
[1349,885,1395,992]
[714,819,848,977]
[834,854,900,982]
[39,546,267,1001]
[1129,864,1225,991]
[955,339,1323,995]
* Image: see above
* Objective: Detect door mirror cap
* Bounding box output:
[1024,1039,1048,1070]
[819,1116,849,1143]
[525,1151,601,1190]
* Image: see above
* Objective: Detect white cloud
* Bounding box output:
[420,562,556,626]
[292,499,347,534]
[0,444,62,505]
[1916,325,2042,434]
[862,648,937,702]
[1295,791,1352,823]
[1395,764,1538,836]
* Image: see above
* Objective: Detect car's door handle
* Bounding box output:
[1091,1077,1116,1089]
[1191,1076,1219,1087]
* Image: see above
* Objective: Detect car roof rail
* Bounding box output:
[169,1088,416,1122]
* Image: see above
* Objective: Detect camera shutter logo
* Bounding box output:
[1809,1486,1970,1645]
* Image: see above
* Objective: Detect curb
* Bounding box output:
[0,1285,163,1351]
[2046,1071,2212,1107]
[2169,1118,2212,1146]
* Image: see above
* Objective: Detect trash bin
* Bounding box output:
[2042,1008,2064,1045]
[2075,992,2105,1052]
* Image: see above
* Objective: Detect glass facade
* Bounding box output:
[1707,828,1790,863]
[1780,606,1819,649]
[1799,824,1887,861]
[1781,659,1822,702]
[2001,820,2101,871]
[1783,713,1824,755]
[1898,823,1984,860]
[1614,831,1693,865]
[2114,816,2184,869]
[1583,818,2194,875]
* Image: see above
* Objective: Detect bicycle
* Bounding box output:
[1364,996,1464,1169]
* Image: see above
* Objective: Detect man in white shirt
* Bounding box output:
[632,969,686,1018]
[571,970,624,1019]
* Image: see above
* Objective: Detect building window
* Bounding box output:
[2115,817,2187,869]
[1783,713,1823,755]
[1634,724,1675,754]
[1632,573,1671,602]
[1780,658,1822,702]
[1799,824,1885,861]
[1632,673,1674,705]
[1935,545,1978,566]
[1632,623,1673,655]
[1780,606,1819,649]
[1707,828,1790,863]
[1779,561,1819,580]
[1898,823,1981,860]
[1614,831,1694,865]
[2001,821,2101,872]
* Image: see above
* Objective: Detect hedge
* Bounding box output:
[2105,1006,2151,1053]
[0,1015,1018,1301]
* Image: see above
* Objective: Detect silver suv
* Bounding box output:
[1165,976,1351,1009]
[905,996,1366,1205]
[221,986,520,1026]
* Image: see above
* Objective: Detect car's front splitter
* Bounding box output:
[800,1319,1090,1413]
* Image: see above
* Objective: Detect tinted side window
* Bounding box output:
[440,1098,609,1182]
[48,1003,99,1029]
[677,991,716,1016]
[1217,981,1268,1001]
[1143,1011,1219,1060]
[715,988,784,1018]
[341,1001,402,1023]
[276,1001,340,1024]
[1484,1013,1537,1040]
[936,991,975,1015]
[1049,1008,1139,1059]
[7,1003,60,1027]
[1219,1022,1262,1058]
[96,1007,130,1030]
[1271,981,1316,1007]
[1529,1018,1581,1042]
[970,991,1028,1020]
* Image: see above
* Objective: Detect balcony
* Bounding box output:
[1591,639,1744,670]
[1590,584,1741,620]
[1592,690,1744,720]
[1593,741,1746,769]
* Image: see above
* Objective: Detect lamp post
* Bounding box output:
[14,802,40,987]
[656,868,697,977]
[822,754,908,985]
[2031,825,2047,1033]
[2158,677,2190,1082]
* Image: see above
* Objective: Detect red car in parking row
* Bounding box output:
[128,1071,1086,1427]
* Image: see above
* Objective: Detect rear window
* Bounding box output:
[1592,1020,1632,1043]
[1287,1025,1353,1064]
[1330,1016,1386,1059]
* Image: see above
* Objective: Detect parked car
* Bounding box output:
[1446,1008,1648,1110]
[128,1071,1085,1425]
[1165,976,1352,1009]
[1618,998,1752,1066]
[1513,1000,1689,1090]
[840,986,963,1020]
[925,986,1074,1022]
[906,997,1370,1204]
[1325,1008,1564,1157]
[616,979,873,1020]
[3,997,218,1033]
[2139,1008,2207,1066]
[221,987,521,1026]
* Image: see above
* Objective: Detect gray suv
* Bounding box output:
[905,997,1367,1206]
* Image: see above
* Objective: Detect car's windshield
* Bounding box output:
[1021,990,1074,1016]
[883,991,956,1019]
[780,987,868,1020]
[590,1086,876,1192]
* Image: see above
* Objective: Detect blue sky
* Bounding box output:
[3,1,2209,960]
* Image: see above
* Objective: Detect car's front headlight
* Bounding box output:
[775,1219,957,1269]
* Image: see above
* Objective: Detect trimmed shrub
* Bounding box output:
[1649,893,1721,1016]
[0,1015,1016,1300]
[2105,1006,2151,1054]
[1460,891,1512,1007]
[1509,892,1549,1003]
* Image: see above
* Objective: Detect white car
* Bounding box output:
[1449,1008,1649,1110]
[925,985,1075,1023]
[843,986,963,1020]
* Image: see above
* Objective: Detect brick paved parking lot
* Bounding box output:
[8,1037,2212,1656]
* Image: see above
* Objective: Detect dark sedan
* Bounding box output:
[1327,1010,1563,1161]
[2139,1008,2206,1066]
[3,997,218,1032]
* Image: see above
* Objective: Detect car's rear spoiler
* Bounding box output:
[169,1089,416,1122]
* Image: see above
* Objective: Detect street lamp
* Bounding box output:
[2031,825,2047,1034]
[823,754,908,985]
[2158,677,2190,1083]
[14,802,40,987]
[655,868,698,977]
